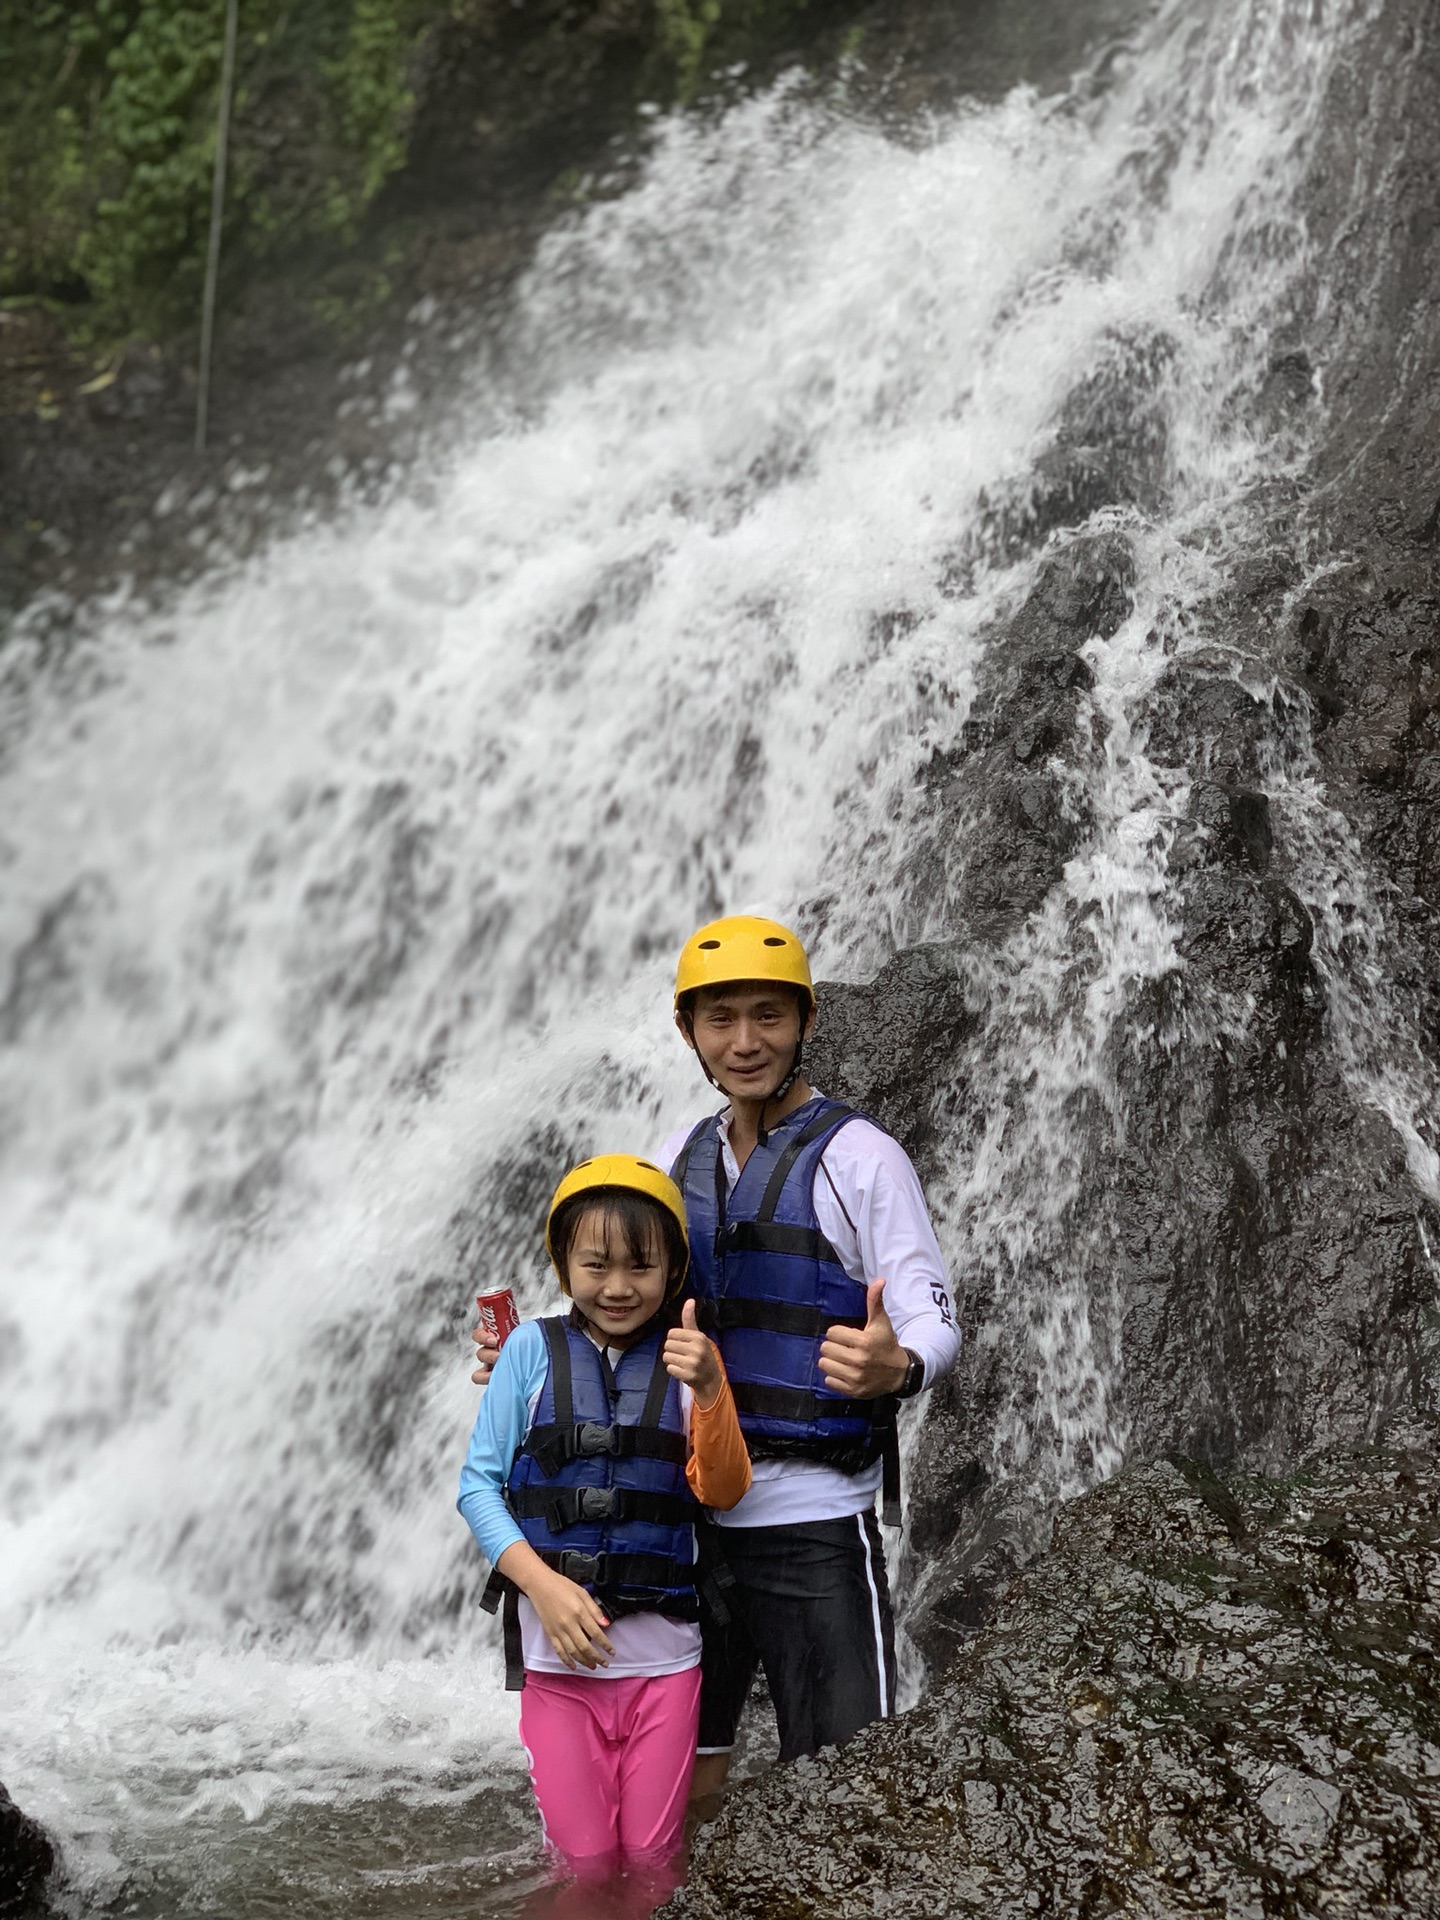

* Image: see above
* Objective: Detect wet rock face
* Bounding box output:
[809,509,1440,1657]
[0,1783,55,1918]
[802,0,1440,1643]
[670,1449,1440,1920]
[785,13,1440,1889]
[806,943,980,1160]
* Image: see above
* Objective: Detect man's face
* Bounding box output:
[680,981,814,1101]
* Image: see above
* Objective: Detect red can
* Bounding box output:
[475,1287,520,1349]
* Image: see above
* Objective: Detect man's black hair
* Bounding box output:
[675,979,813,1020]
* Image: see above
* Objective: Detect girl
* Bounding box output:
[458,1153,750,1884]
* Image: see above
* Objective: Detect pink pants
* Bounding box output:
[518,1666,700,1874]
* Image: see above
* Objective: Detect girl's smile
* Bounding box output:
[566,1220,669,1347]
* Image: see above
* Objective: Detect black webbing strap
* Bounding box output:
[521,1420,687,1476]
[730,1380,870,1423]
[877,1401,902,1529]
[479,1567,527,1692]
[716,1219,843,1264]
[706,1295,865,1339]
[542,1315,574,1427]
[694,1518,735,1628]
[504,1483,694,1532]
[537,1548,692,1591]
[520,1321,685,1475]
[502,1585,525,1690]
[755,1103,858,1221]
[638,1336,672,1429]
[698,1563,733,1628]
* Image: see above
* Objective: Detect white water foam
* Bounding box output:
[0,0,1376,1896]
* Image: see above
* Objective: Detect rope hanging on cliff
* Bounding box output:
[195,0,240,454]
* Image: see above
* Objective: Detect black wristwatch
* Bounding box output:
[897,1348,925,1399]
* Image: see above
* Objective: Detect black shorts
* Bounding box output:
[696,1510,897,1763]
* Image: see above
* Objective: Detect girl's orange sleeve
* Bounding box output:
[686,1365,751,1511]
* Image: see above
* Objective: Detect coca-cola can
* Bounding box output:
[475,1287,520,1349]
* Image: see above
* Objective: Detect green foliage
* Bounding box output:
[0,0,828,349]
[651,0,815,102]
[322,0,420,228]
[655,0,724,101]
[0,0,432,340]
[79,1,226,322]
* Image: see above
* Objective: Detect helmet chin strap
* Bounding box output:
[681,1011,721,1090]
[756,1038,804,1149]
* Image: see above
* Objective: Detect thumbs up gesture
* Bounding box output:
[819,1278,910,1399]
[663,1298,724,1409]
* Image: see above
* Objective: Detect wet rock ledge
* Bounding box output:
[0,1784,55,1919]
[667,1447,1440,1919]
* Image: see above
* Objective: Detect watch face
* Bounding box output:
[902,1352,924,1397]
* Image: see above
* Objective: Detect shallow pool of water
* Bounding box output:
[95,1778,552,1920]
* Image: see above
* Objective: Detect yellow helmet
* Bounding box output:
[545,1153,689,1296]
[673,914,813,1010]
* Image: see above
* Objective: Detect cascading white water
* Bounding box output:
[0,0,1389,1905]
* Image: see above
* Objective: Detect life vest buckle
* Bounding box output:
[575,1421,623,1457]
[577,1487,618,1520]
[556,1550,602,1585]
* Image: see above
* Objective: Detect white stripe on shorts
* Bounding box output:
[856,1512,890,1719]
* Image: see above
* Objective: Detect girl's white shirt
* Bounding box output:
[457,1320,701,1681]
[517,1348,700,1680]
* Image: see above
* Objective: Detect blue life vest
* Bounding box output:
[502,1315,699,1627]
[672,1096,885,1472]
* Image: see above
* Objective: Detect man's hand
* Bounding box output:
[664,1299,724,1408]
[819,1279,910,1399]
[471,1331,500,1386]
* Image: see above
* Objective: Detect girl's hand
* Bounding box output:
[528,1568,615,1670]
[663,1300,723,1407]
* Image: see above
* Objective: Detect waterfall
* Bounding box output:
[0,0,1413,1906]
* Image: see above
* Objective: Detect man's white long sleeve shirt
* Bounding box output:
[659,1098,959,1529]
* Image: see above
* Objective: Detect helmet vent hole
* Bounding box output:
[698,939,721,949]
[763,936,786,946]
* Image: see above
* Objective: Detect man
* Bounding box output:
[662,914,957,1800]
[473,914,958,1791]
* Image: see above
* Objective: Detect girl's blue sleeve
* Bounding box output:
[456,1320,548,1568]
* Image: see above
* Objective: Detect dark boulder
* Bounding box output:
[810,602,1440,1663]
[0,1784,55,1918]
[669,1447,1440,1919]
